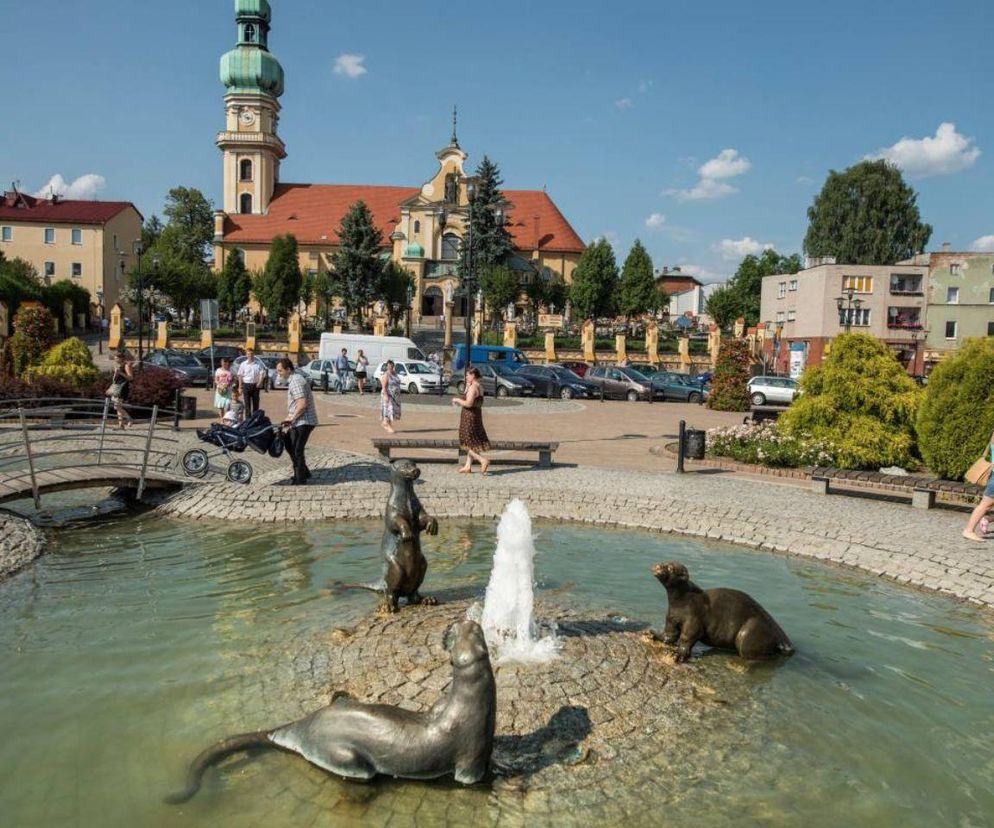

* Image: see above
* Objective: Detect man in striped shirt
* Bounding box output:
[276,358,318,485]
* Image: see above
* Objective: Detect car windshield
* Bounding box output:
[406,362,435,374]
[491,364,517,377]
[619,367,649,381]
[549,367,581,380]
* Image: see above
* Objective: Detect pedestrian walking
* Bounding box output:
[963,428,994,541]
[355,349,369,395]
[237,348,266,416]
[380,359,402,433]
[334,348,351,395]
[276,357,318,485]
[213,357,234,421]
[452,367,490,474]
[106,350,134,429]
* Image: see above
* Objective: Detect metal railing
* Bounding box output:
[0,397,182,508]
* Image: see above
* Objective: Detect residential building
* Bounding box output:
[0,189,142,316]
[654,268,721,323]
[211,0,584,324]
[759,262,929,376]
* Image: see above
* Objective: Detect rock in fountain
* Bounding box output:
[478,499,561,664]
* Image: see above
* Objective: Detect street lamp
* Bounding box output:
[463,177,479,375]
[835,286,862,333]
[95,289,104,355]
[132,240,144,364]
[405,283,414,338]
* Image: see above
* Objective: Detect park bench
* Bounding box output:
[743,405,786,424]
[371,437,559,468]
[809,466,981,510]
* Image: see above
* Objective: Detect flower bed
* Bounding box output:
[706,422,836,468]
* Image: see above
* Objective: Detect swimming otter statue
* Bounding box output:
[165,619,496,804]
[651,561,794,662]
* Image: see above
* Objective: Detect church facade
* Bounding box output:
[211,0,585,324]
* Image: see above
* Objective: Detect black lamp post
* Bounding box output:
[835,286,862,333]
[463,177,479,375]
[405,283,414,338]
[132,240,144,364]
[95,289,104,355]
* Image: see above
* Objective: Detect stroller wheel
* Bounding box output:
[182,449,210,478]
[226,460,253,484]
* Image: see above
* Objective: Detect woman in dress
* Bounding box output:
[355,349,369,395]
[963,426,994,541]
[380,360,402,433]
[107,350,134,429]
[451,367,490,474]
[213,357,234,421]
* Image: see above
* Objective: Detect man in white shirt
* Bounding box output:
[237,348,267,416]
[276,358,318,485]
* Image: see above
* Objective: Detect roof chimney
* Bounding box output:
[672,266,681,273]
[942,241,951,252]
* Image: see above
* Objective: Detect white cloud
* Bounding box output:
[33,173,106,200]
[677,263,723,282]
[333,53,367,78]
[665,148,751,202]
[715,236,774,260]
[971,235,994,252]
[796,175,813,184]
[615,97,633,110]
[867,122,980,178]
[644,212,666,230]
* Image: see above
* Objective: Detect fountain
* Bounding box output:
[476,498,561,664]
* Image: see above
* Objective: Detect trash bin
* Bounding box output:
[181,395,197,420]
[684,428,706,460]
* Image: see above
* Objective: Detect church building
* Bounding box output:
[211,0,585,324]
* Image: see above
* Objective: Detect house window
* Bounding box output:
[441,233,461,260]
[842,275,873,293]
[308,251,318,260]
[44,227,55,244]
[945,320,958,339]
[989,287,994,304]
[240,159,253,181]
[240,193,252,214]
[1,226,11,242]
[413,220,421,235]
[72,263,82,278]
[950,263,962,276]
[947,287,959,304]
[44,261,55,278]
[777,281,786,298]
[841,308,871,327]
[787,310,796,322]
[113,234,118,250]
[988,321,994,337]
[789,279,798,291]
[71,228,82,245]
[775,311,785,323]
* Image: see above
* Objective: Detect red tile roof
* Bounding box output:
[222,183,585,253]
[0,191,138,224]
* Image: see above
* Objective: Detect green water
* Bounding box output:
[1,513,993,827]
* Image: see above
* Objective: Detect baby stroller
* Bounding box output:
[182,410,280,484]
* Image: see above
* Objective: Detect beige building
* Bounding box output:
[0,188,143,316]
[760,261,929,375]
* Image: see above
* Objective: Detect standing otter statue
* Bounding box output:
[165,619,496,804]
[651,561,794,662]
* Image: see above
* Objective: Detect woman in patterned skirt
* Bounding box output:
[380,360,402,433]
[451,367,490,474]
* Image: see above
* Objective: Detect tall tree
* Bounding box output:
[217,249,251,324]
[141,215,164,252]
[331,200,385,324]
[804,160,932,265]
[378,262,416,328]
[616,239,658,321]
[161,187,214,262]
[704,285,739,330]
[569,239,618,320]
[724,249,802,327]
[461,156,514,280]
[254,234,302,322]
[311,270,336,329]
[479,264,519,327]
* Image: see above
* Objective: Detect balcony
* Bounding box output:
[889,276,923,296]
[887,307,923,330]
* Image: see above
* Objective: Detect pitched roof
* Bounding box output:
[0,191,138,224]
[222,183,585,253]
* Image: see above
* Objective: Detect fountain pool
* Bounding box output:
[1,512,993,827]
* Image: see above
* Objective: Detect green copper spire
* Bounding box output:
[220,0,284,98]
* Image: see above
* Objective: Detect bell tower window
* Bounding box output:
[240,193,253,214]
[240,159,253,181]
[244,23,256,43]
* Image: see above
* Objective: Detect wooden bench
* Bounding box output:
[809,466,981,509]
[371,438,559,468]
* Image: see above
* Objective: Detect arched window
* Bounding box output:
[240,159,253,181]
[244,23,256,43]
[413,220,420,235]
[441,233,461,260]
[240,193,253,214]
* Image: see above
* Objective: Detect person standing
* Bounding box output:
[451,367,490,474]
[334,348,351,395]
[355,349,369,395]
[964,427,994,541]
[380,360,402,433]
[213,357,234,422]
[107,350,134,429]
[237,348,266,416]
[276,358,318,485]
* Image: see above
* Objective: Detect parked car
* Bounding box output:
[585,365,653,401]
[512,364,599,399]
[456,363,535,398]
[197,345,245,363]
[145,350,210,386]
[747,375,799,406]
[629,362,660,377]
[650,371,708,403]
[373,360,444,394]
[453,344,530,372]
[558,360,591,378]
[300,358,359,391]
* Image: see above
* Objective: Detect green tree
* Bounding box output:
[461,156,514,280]
[311,270,336,329]
[725,249,802,326]
[254,234,302,322]
[616,239,658,321]
[569,239,618,320]
[778,333,922,469]
[141,214,164,252]
[479,264,519,327]
[43,279,91,328]
[706,339,752,412]
[377,262,416,327]
[704,285,739,330]
[0,257,44,315]
[161,187,214,262]
[217,249,251,324]
[331,200,385,324]
[24,337,100,386]
[10,305,56,376]
[804,160,933,265]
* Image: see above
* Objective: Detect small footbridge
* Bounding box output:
[0,398,186,508]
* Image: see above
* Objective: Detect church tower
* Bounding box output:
[217,0,286,216]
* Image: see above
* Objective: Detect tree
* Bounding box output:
[569,239,618,320]
[141,215,164,252]
[461,155,514,278]
[706,339,752,412]
[616,239,659,321]
[378,262,416,328]
[705,285,740,330]
[724,249,802,327]
[254,234,302,322]
[161,187,214,262]
[9,306,56,376]
[43,279,91,327]
[0,257,43,315]
[311,270,336,329]
[479,264,519,327]
[331,200,385,324]
[804,160,932,265]
[217,250,251,324]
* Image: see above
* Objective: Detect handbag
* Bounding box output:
[106,382,124,398]
[268,428,285,458]
[965,446,992,486]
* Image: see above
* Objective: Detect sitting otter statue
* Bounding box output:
[651,561,794,662]
[165,619,496,804]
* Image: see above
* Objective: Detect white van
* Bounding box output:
[318,333,426,366]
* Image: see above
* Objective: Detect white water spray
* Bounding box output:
[476,498,560,664]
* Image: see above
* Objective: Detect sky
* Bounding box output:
[3,0,993,282]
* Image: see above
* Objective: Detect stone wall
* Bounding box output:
[0,511,45,580]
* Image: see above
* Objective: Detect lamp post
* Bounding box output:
[95,289,104,355]
[463,177,478,375]
[835,286,862,334]
[405,284,414,338]
[132,240,144,364]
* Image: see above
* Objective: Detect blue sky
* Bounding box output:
[4,0,993,281]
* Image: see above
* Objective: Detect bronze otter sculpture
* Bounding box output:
[165,619,496,803]
[651,561,794,662]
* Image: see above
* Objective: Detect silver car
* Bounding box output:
[301,358,359,391]
[747,376,800,406]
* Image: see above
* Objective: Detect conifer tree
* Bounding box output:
[461,156,513,278]
[217,249,251,324]
[253,234,302,322]
[331,200,385,324]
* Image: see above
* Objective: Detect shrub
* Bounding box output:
[10,306,56,376]
[916,338,994,480]
[0,372,110,404]
[24,337,100,386]
[778,333,922,469]
[707,339,751,411]
[129,365,186,409]
[706,422,836,468]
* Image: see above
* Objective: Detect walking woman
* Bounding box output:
[355,349,369,395]
[964,426,994,541]
[451,367,490,474]
[213,357,234,421]
[107,350,134,429]
[380,360,402,433]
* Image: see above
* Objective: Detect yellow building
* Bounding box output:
[211,0,584,325]
[0,188,143,317]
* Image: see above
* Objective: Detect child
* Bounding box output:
[223,386,245,426]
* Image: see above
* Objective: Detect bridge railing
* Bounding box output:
[0,397,182,508]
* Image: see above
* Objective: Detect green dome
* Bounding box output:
[235,0,271,21]
[404,241,425,259]
[220,47,284,97]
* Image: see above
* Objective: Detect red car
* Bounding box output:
[557,361,590,378]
